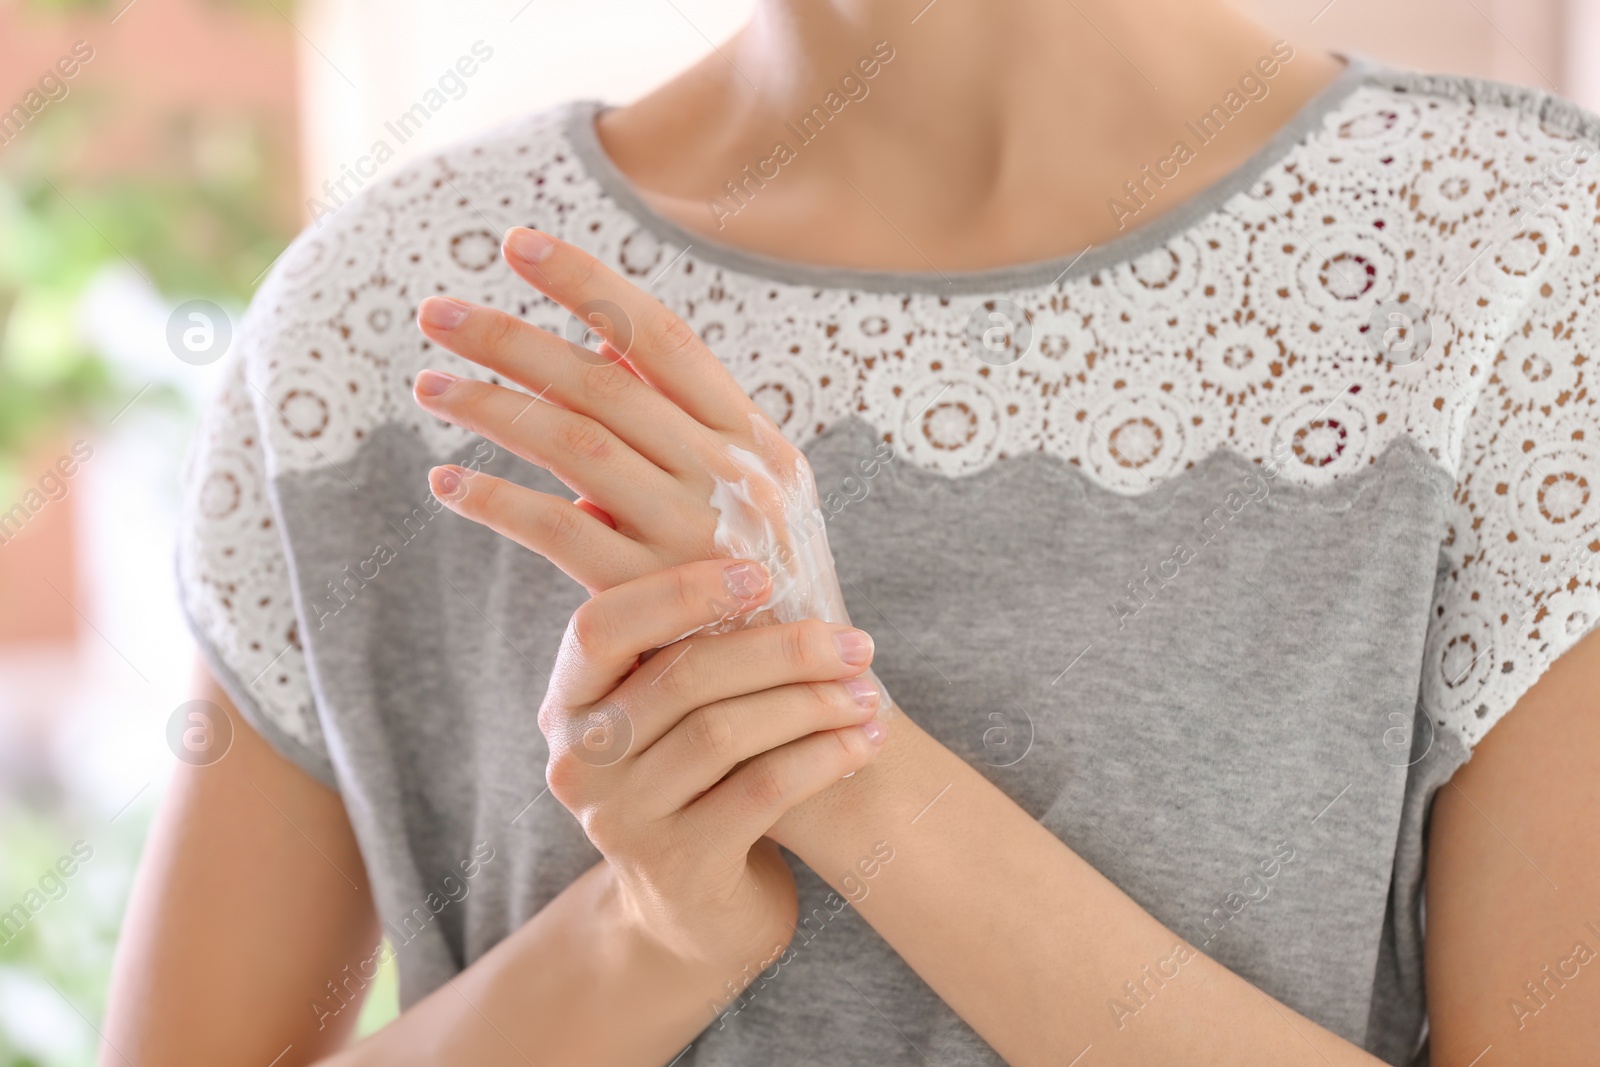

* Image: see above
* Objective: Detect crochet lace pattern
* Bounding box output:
[179,70,1600,768]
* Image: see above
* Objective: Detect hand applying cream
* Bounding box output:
[706,415,894,719]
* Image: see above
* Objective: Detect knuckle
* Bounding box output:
[782,620,829,674]
[555,416,611,462]
[537,501,586,549]
[579,359,632,401]
[743,759,787,811]
[544,749,583,806]
[470,472,502,513]
[641,311,700,362]
[830,725,864,764]
[683,706,737,762]
[649,651,695,700]
[480,310,524,354]
[535,698,560,738]
[805,680,844,715]
[567,601,612,659]
[577,805,619,850]
[670,565,706,619]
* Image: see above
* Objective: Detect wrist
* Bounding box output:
[768,706,924,860]
[596,859,793,1007]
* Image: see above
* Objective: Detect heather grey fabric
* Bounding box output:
[258,418,1458,1065]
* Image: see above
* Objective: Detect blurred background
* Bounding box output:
[0,0,1594,1062]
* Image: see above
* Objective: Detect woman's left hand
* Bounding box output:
[411,226,820,602]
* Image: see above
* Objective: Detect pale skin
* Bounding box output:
[103,0,1600,1063]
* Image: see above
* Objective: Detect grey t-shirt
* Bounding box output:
[177,53,1600,1065]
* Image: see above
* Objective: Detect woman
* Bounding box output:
[106,0,1600,1063]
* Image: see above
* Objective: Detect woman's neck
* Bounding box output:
[596,0,1347,271]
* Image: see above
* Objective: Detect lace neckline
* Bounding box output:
[565,51,1379,295]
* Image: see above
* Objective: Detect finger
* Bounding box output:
[500,227,759,431]
[415,297,719,475]
[637,679,882,812]
[413,368,681,528]
[573,499,616,528]
[428,465,647,592]
[691,721,889,851]
[613,620,877,754]
[553,559,775,707]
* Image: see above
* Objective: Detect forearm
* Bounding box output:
[101,679,381,1067]
[321,861,742,1067]
[771,715,1385,1066]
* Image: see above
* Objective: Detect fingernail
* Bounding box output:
[430,465,466,501]
[722,561,769,601]
[834,629,873,668]
[420,297,470,330]
[844,679,879,711]
[862,720,888,746]
[507,227,555,264]
[414,368,460,397]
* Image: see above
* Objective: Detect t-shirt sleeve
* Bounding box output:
[1421,185,1600,754]
[176,346,337,787]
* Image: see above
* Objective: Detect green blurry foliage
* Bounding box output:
[0,87,292,484]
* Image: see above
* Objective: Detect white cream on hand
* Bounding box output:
[706,418,893,718]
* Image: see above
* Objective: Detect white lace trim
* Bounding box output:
[180,74,1600,768]
[178,353,325,760]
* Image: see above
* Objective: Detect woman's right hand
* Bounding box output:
[540,556,887,986]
